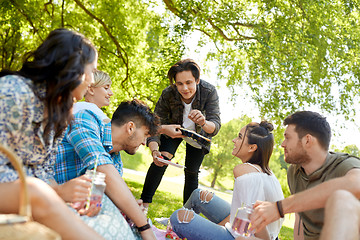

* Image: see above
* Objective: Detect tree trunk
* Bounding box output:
[210,171,218,188]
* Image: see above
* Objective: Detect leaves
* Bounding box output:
[162,0,360,121]
[0,0,185,114]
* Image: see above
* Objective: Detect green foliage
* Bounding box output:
[331,144,360,157]
[162,0,360,123]
[0,0,185,112]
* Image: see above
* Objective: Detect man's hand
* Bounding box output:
[250,201,280,232]
[160,124,183,138]
[152,150,168,167]
[56,175,92,203]
[188,110,206,126]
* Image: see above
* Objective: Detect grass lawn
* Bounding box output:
[124,171,294,240]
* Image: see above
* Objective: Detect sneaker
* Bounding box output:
[155,217,170,226]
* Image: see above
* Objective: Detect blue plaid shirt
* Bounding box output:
[54,109,122,184]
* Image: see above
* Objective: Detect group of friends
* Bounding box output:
[0,28,359,240]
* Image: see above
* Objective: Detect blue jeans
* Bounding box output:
[141,135,206,204]
[170,189,234,240]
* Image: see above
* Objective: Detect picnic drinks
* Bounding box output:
[231,205,254,237]
[85,170,106,207]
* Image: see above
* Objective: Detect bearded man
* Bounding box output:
[246,111,360,240]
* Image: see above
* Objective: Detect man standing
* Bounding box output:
[248,111,360,240]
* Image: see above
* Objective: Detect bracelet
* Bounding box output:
[151,149,159,155]
[136,223,151,232]
[201,121,206,127]
[276,200,284,218]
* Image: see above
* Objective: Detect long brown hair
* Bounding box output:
[244,121,274,175]
[5,29,97,140]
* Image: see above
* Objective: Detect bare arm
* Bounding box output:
[97,164,155,240]
[251,168,360,231]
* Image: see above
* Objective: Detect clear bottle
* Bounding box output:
[85,170,106,207]
[231,204,254,237]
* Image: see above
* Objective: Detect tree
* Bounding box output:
[202,116,252,188]
[331,144,360,157]
[162,0,360,123]
[0,0,185,111]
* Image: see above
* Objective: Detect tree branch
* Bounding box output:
[73,0,130,87]
[207,18,256,41]
[194,28,224,54]
[9,0,42,40]
[162,0,181,17]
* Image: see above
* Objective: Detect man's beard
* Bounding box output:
[285,142,311,165]
[123,133,137,155]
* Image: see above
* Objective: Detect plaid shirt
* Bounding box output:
[54,109,122,184]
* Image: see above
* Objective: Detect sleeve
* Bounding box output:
[232,174,266,208]
[203,87,221,137]
[66,111,113,175]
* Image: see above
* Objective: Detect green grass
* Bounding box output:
[124,176,294,239]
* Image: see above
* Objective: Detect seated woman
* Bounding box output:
[170,121,284,240]
[0,28,103,239]
[55,70,157,240]
[73,69,113,121]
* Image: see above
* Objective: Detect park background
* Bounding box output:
[1,0,360,239]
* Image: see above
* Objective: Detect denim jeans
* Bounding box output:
[170,189,234,240]
[141,135,206,204]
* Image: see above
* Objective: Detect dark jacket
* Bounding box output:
[147,79,221,154]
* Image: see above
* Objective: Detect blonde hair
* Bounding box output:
[92,70,112,87]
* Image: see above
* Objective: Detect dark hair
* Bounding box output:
[167,59,200,84]
[283,111,331,150]
[244,121,274,175]
[1,28,97,139]
[111,99,160,136]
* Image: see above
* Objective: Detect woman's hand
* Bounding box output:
[76,201,102,217]
[56,175,91,203]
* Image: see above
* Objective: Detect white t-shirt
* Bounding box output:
[73,102,111,124]
[225,163,284,240]
[182,100,201,149]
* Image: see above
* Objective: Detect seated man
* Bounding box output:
[247,111,360,240]
[55,99,159,240]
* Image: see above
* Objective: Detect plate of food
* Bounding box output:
[156,157,185,168]
[178,127,211,148]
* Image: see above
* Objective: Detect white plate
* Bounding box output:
[156,157,185,168]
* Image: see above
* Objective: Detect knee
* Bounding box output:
[326,190,358,213]
[199,189,213,203]
[27,178,62,218]
[174,209,194,223]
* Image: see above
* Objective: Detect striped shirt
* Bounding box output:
[54,109,122,184]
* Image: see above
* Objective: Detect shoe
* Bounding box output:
[155,217,170,226]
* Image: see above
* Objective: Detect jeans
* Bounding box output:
[170,189,234,240]
[141,135,206,204]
